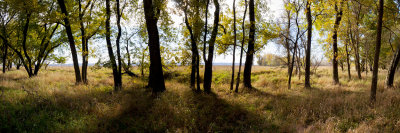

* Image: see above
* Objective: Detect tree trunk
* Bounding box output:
[115,0,123,91]
[235,0,247,93]
[230,0,237,91]
[340,62,344,71]
[203,0,220,93]
[22,13,33,77]
[289,41,297,89]
[79,0,89,84]
[2,40,6,73]
[355,3,362,79]
[371,0,383,102]
[144,0,166,93]
[345,40,351,80]
[243,0,255,88]
[286,10,292,89]
[332,2,343,84]
[386,46,400,88]
[184,9,200,91]
[304,0,312,88]
[57,0,82,83]
[106,0,121,91]
[16,62,20,70]
[33,23,60,76]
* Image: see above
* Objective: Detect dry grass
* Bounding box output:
[1,66,400,132]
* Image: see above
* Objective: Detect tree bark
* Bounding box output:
[33,23,59,76]
[332,2,343,85]
[22,13,33,77]
[144,0,166,93]
[115,0,123,90]
[184,9,200,91]
[230,0,237,91]
[304,0,312,88]
[79,0,89,84]
[345,39,351,80]
[283,2,292,89]
[57,0,82,83]
[203,0,220,93]
[106,0,121,91]
[371,0,383,102]
[386,46,400,88]
[2,39,6,73]
[243,0,255,88]
[235,0,247,93]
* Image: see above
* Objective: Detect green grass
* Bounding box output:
[1,66,400,132]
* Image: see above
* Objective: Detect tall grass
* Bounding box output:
[0,66,400,132]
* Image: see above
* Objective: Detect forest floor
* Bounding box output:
[1,66,400,132]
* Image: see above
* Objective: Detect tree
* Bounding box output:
[57,0,82,83]
[332,0,345,85]
[230,0,238,91]
[78,0,103,84]
[115,0,123,90]
[304,0,312,88]
[386,44,400,88]
[235,0,248,93]
[105,0,122,91]
[370,0,384,102]
[243,0,255,88]
[0,0,64,77]
[203,0,220,93]
[143,0,166,93]
[176,0,202,91]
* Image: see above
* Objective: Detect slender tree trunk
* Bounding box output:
[243,0,255,88]
[57,0,82,83]
[371,0,383,102]
[285,8,292,89]
[203,0,209,63]
[355,26,362,79]
[386,46,400,88]
[105,0,121,91]
[2,40,6,73]
[340,62,344,71]
[79,0,89,84]
[184,10,199,90]
[355,4,362,79]
[34,24,59,76]
[332,2,343,84]
[297,49,301,79]
[289,42,297,89]
[126,46,131,67]
[345,40,351,80]
[115,0,123,90]
[305,0,312,88]
[144,0,166,93]
[196,53,200,91]
[203,0,220,93]
[141,50,145,78]
[22,13,33,77]
[235,0,247,93]
[230,0,237,91]
[16,62,20,70]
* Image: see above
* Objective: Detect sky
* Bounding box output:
[63,0,325,65]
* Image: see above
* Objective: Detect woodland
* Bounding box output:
[1,0,400,132]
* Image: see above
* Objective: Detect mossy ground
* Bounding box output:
[1,66,400,132]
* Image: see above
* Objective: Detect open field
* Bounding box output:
[1,66,400,132]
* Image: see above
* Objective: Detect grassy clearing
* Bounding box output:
[1,66,400,132]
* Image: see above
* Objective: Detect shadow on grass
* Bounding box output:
[0,86,98,132]
[96,87,279,132]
